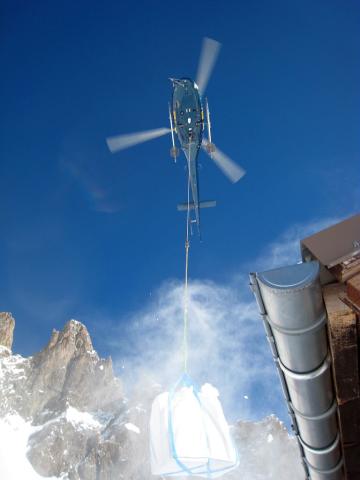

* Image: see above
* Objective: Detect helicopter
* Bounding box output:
[106,37,246,237]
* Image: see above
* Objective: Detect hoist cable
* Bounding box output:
[183,156,191,373]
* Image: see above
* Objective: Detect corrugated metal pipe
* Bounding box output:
[249,261,344,480]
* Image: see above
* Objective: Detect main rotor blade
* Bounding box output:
[106,127,171,153]
[195,37,221,96]
[202,139,246,183]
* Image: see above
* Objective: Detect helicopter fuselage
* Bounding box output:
[171,78,204,233]
[107,39,243,240]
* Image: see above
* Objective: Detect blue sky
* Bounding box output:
[1,1,359,420]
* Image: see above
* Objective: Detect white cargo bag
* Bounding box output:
[150,374,238,477]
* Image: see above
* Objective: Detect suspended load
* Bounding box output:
[150,374,238,477]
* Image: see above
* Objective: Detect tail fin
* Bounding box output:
[177,200,216,211]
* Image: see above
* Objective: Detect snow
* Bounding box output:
[35,406,102,432]
[64,406,101,430]
[1,353,27,372]
[0,353,29,399]
[87,350,97,355]
[69,319,81,325]
[0,357,28,383]
[0,414,59,480]
[267,433,274,443]
[201,383,219,397]
[125,422,140,434]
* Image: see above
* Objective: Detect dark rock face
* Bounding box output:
[0,315,303,480]
[0,316,154,479]
[0,312,15,351]
[28,417,94,477]
[28,320,123,422]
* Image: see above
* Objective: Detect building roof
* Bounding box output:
[301,214,360,268]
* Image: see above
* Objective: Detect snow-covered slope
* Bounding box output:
[0,414,59,480]
[0,313,303,479]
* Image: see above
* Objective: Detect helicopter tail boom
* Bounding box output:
[177,200,216,211]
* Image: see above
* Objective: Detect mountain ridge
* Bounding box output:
[0,313,303,479]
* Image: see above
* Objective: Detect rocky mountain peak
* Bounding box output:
[0,312,15,353]
[27,319,122,422]
[36,319,97,364]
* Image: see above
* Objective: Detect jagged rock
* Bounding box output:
[27,320,123,422]
[0,312,15,351]
[0,318,129,479]
[27,416,95,477]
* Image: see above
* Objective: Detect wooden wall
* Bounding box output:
[323,278,360,479]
